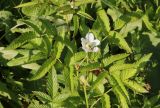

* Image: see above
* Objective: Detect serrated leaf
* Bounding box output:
[103,53,130,67]
[101,93,111,108]
[97,9,110,33]
[73,15,79,37]
[91,72,108,90]
[136,53,152,66]
[123,80,148,93]
[77,11,94,21]
[6,32,36,49]
[109,31,132,53]
[69,51,86,65]
[7,52,46,66]
[69,65,74,92]
[109,63,136,72]
[30,56,56,81]
[142,15,157,34]
[120,69,137,80]
[106,74,129,108]
[54,26,65,59]
[33,91,52,102]
[47,66,58,98]
[74,0,96,7]
[15,1,38,8]
[41,19,57,36]
[21,20,42,34]
[53,92,71,103]
[80,62,100,73]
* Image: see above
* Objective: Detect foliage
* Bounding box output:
[0,0,160,107]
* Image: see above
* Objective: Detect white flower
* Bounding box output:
[81,33,100,52]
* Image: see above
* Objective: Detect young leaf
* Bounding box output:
[30,56,56,81]
[6,32,36,49]
[109,63,136,72]
[120,69,137,80]
[47,66,58,98]
[80,62,100,73]
[102,53,129,67]
[73,15,79,37]
[33,91,52,102]
[109,31,132,53]
[123,80,148,93]
[69,51,86,65]
[77,11,94,21]
[136,53,152,66]
[97,9,110,33]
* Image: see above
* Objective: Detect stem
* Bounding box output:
[83,85,89,108]
[90,98,101,108]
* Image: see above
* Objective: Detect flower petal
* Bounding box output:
[93,47,99,52]
[82,46,89,52]
[93,39,100,46]
[86,33,94,42]
[81,38,87,46]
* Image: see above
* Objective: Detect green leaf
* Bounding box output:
[142,15,157,34]
[136,53,152,66]
[22,63,40,70]
[74,0,96,7]
[15,1,38,8]
[21,20,42,34]
[33,91,52,102]
[41,19,57,36]
[103,53,130,67]
[101,93,111,108]
[69,51,86,65]
[97,9,110,33]
[54,26,65,59]
[80,62,100,73]
[30,56,56,81]
[73,15,79,37]
[91,72,108,90]
[69,65,74,92]
[77,11,94,21]
[42,36,52,56]
[7,52,46,66]
[106,74,129,108]
[6,32,36,49]
[111,74,129,100]
[0,81,18,101]
[0,50,18,60]
[120,69,137,80]
[143,94,160,108]
[123,80,148,93]
[109,31,132,53]
[53,92,71,103]
[47,66,58,98]
[109,63,136,72]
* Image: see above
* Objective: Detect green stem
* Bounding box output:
[83,85,89,108]
[90,98,101,108]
